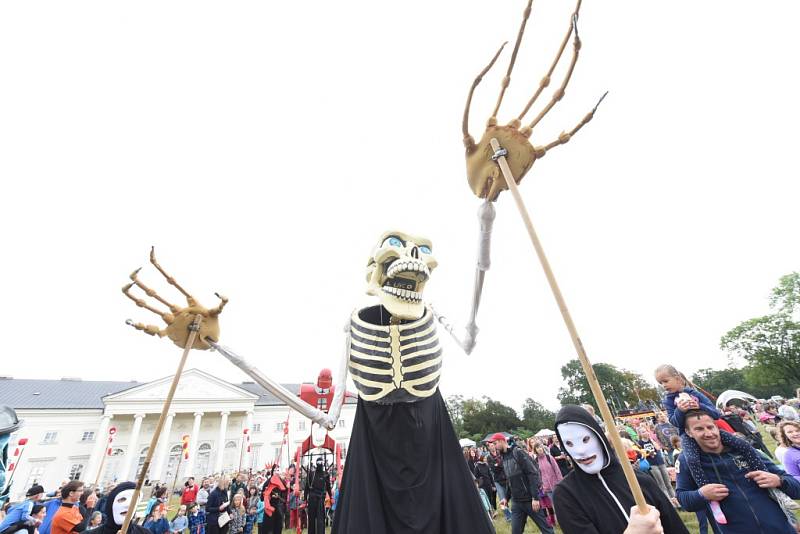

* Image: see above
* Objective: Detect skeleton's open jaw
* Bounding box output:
[380,259,429,303]
[382,282,423,302]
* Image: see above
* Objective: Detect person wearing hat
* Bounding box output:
[0,485,45,534]
[489,432,554,534]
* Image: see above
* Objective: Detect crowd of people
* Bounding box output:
[456,363,800,533]
[0,462,335,534]
[5,361,800,534]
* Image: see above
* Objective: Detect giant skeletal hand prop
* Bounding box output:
[463,0,605,202]
[436,0,605,355]
[123,247,227,350]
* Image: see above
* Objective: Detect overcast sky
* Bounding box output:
[1,1,798,413]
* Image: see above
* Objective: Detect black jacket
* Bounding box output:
[552,405,689,534]
[488,451,507,484]
[205,487,229,522]
[473,460,494,494]
[500,445,541,501]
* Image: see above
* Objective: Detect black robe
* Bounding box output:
[331,389,495,534]
[552,405,689,534]
[87,482,152,534]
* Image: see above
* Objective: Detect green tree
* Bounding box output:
[521,398,556,432]
[720,272,800,397]
[462,397,521,441]
[446,394,465,437]
[558,360,658,412]
[691,367,748,397]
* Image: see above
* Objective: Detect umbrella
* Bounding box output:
[716,389,758,408]
[534,429,556,437]
[459,438,476,448]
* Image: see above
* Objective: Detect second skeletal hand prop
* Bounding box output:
[122,247,227,350]
[463,0,606,201]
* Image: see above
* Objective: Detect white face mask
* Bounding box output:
[113,489,134,525]
[558,422,606,474]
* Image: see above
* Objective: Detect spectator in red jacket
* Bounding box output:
[181,478,199,505]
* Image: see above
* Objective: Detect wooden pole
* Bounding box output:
[120,314,203,534]
[93,444,109,489]
[489,137,649,514]
[169,452,184,507]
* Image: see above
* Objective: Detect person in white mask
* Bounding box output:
[552,405,689,534]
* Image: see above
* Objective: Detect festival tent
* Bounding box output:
[459,438,476,448]
[534,428,556,437]
[716,389,758,408]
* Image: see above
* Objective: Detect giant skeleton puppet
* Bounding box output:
[122,1,611,533]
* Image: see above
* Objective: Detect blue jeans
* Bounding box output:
[511,500,555,534]
[494,482,513,521]
[696,509,708,534]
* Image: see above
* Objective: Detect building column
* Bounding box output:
[213,411,230,474]
[121,414,146,480]
[184,412,203,478]
[151,412,176,482]
[86,413,113,485]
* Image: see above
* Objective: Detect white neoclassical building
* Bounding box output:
[1,369,356,501]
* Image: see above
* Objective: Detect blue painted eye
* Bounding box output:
[419,245,432,254]
[384,236,404,248]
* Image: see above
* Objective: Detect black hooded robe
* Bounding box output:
[332,391,496,534]
[552,405,689,534]
[330,305,495,534]
[87,482,153,534]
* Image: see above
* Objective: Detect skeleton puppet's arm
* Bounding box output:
[431,199,495,355]
[207,327,349,431]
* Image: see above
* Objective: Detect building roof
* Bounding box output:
[0,378,140,409]
[0,374,357,410]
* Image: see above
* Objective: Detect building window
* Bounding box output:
[194,443,212,476]
[42,432,58,444]
[68,463,84,480]
[275,422,285,432]
[252,424,262,433]
[136,447,150,479]
[250,444,262,471]
[80,431,96,442]
[297,421,306,431]
[337,419,346,429]
[25,465,47,489]
[165,444,183,481]
[223,441,238,472]
[101,449,125,486]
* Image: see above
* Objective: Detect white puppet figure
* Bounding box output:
[553,406,689,534]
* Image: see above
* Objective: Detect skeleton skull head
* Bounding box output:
[366,231,438,320]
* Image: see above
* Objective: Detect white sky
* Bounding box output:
[1,1,798,413]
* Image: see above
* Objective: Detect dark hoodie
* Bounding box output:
[87,482,151,534]
[552,405,688,534]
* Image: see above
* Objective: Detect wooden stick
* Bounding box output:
[169,452,184,506]
[93,445,109,489]
[489,137,649,514]
[120,314,203,534]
